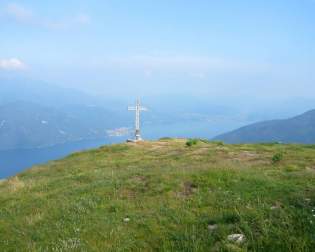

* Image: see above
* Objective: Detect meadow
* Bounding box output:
[0,138,315,251]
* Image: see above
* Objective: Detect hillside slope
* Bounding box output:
[213,109,315,144]
[0,101,127,150]
[1,139,315,251]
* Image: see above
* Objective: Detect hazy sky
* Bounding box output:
[1,0,315,100]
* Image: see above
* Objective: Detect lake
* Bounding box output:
[0,138,123,179]
[0,120,249,179]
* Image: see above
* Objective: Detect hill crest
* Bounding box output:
[214,109,315,144]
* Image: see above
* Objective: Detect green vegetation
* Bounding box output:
[1,138,315,251]
[159,137,173,140]
[186,138,199,146]
[272,152,284,164]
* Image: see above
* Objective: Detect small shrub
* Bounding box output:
[199,138,211,144]
[186,139,198,147]
[221,212,240,224]
[159,137,172,141]
[186,141,193,147]
[212,141,224,146]
[272,153,283,164]
[263,142,281,146]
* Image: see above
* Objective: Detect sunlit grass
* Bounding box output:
[0,138,315,251]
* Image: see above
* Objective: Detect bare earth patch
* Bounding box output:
[228,151,268,164]
[7,176,25,192]
[179,181,198,197]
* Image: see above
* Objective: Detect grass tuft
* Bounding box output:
[272,152,284,164]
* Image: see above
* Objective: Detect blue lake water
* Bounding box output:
[0,120,248,179]
[0,138,123,179]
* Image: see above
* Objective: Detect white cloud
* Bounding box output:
[0,58,27,70]
[5,3,33,21]
[3,3,90,29]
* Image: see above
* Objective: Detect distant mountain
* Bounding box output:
[0,101,127,150]
[0,77,124,108]
[2,77,287,148]
[0,77,135,149]
[213,109,315,144]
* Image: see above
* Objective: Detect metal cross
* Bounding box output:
[128,98,147,141]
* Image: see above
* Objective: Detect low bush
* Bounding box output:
[272,152,283,164]
[159,137,173,141]
[186,138,199,147]
[212,141,224,146]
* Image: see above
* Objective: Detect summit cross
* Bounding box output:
[128,98,147,142]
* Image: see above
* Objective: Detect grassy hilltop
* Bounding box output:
[1,139,315,251]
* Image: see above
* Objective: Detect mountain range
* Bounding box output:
[0,101,123,150]
[0,77,131,150]
[214,109,315,144]
[2,76,315,149]
[0,77,255,150]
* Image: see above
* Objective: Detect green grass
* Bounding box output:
[1,138,315,251]
[186,138,199,147]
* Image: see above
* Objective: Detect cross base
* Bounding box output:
[126,138,144,143]
[127,131,143,142]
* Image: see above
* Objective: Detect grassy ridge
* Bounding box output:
[0,139,315,251]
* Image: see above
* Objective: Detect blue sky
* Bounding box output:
[1,0,315,100]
